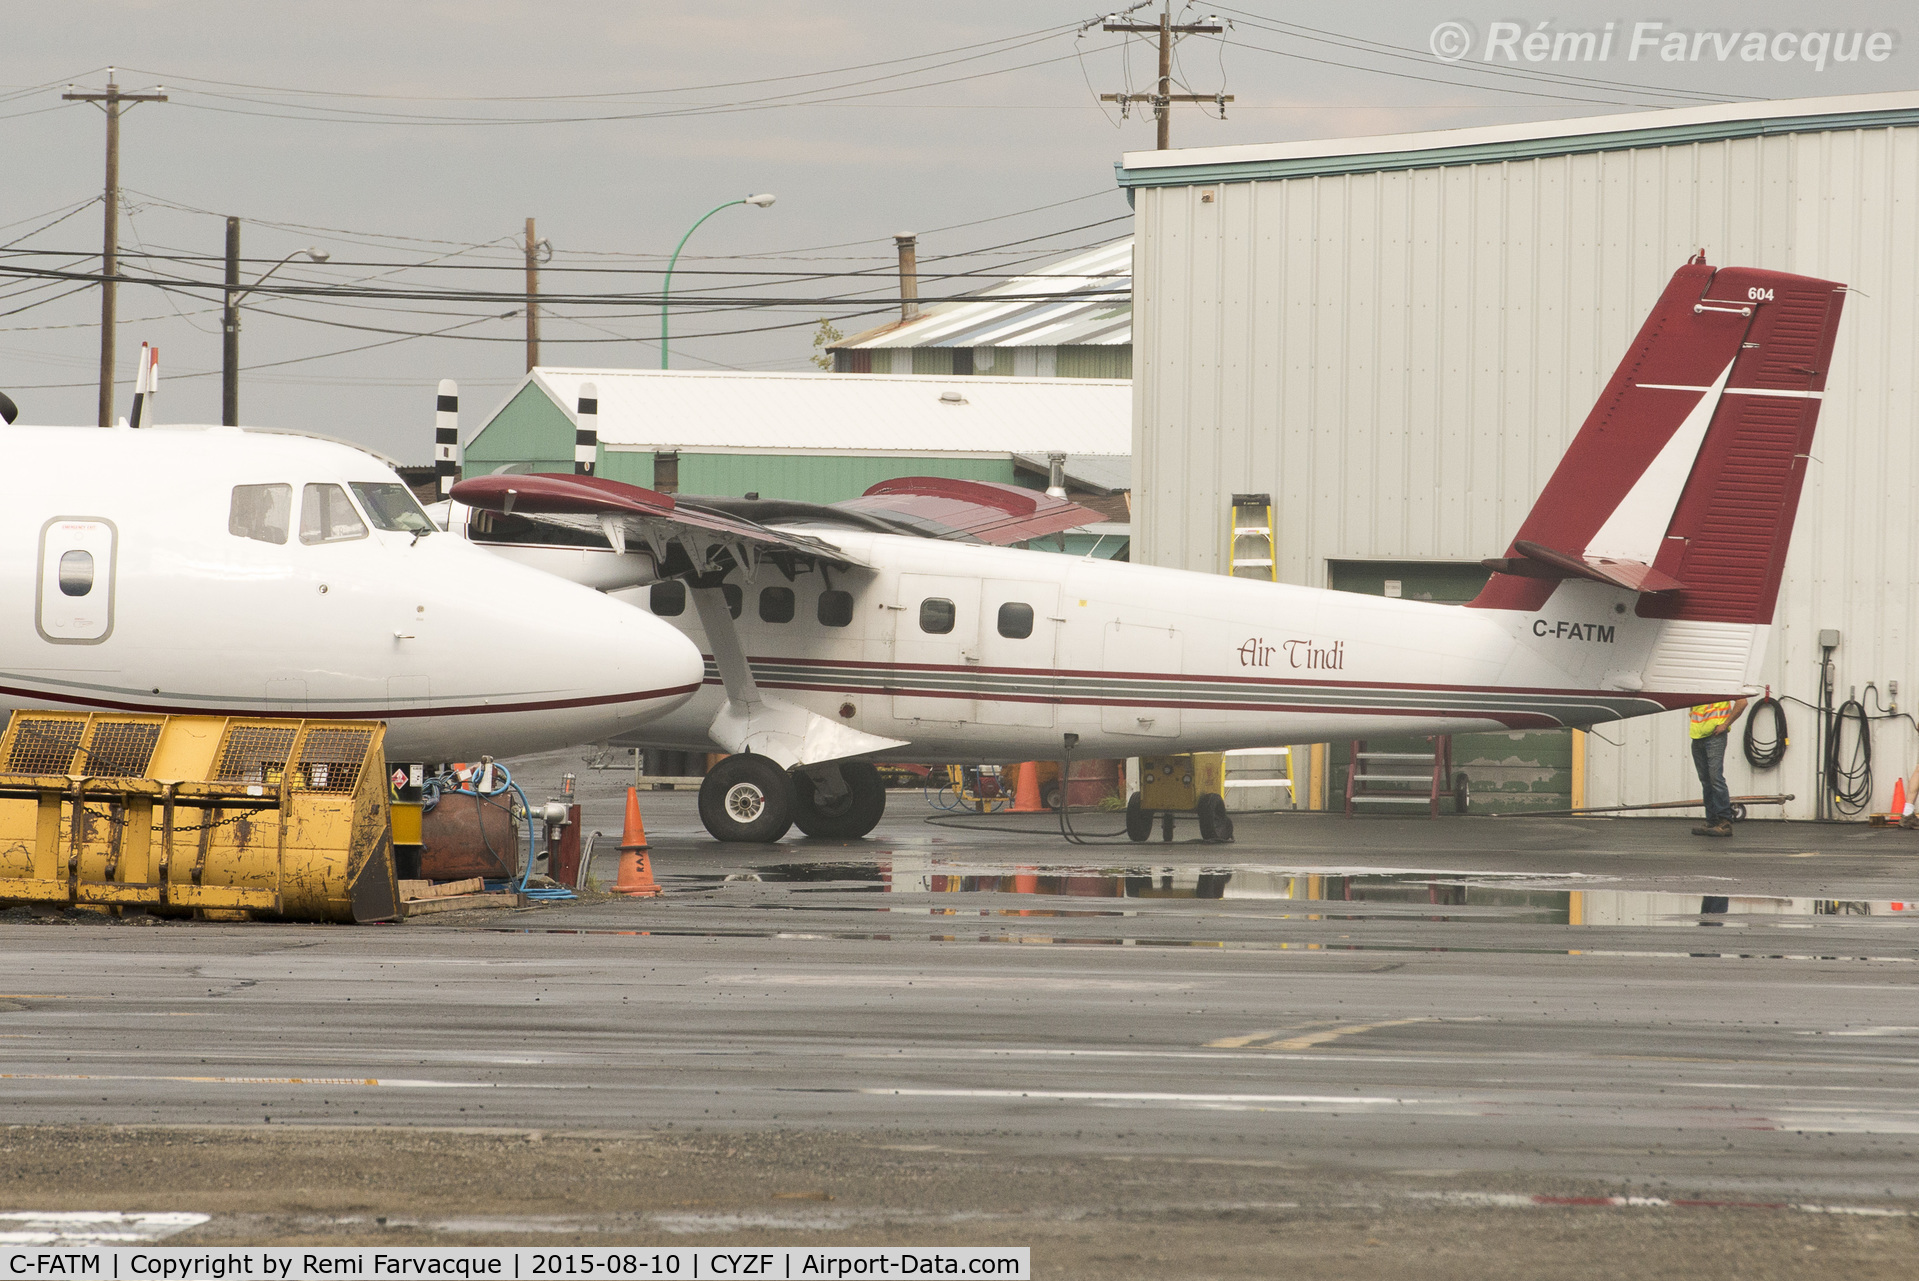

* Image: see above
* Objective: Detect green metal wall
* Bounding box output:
[1056,345,1132,379]
[668,453,1015,504]
[463,383,574,475]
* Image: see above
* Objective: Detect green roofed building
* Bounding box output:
[459,367,1133,536]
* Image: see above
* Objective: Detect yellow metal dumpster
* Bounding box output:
[0,711,400,923]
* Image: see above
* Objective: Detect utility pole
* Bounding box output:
[524,217,544,372]
[1098,6,1228,150]
[222,217,241,426]
[63,69,166,427]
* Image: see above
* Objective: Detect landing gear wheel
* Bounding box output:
[793,762,887,839]
[1196,792,1235,844]
[698,754,795,843]
[1125,792,1152,842]
[1041,781,1064,812]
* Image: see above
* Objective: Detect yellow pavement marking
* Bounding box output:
[1205,1020,1341,1049]
[1263,1018,1433,1051]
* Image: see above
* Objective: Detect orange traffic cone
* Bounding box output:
[611,786,663,897]
[1892,777,1908,820]
[1011,762,1044,813]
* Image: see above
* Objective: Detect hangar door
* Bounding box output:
[1326,559,1575,812]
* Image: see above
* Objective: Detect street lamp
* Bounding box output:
[660,193,775,370]
[222,227,329,426]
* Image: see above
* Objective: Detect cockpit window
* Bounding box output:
[300,483,368,544]
[350,482,435,535]
[229,484,291,545]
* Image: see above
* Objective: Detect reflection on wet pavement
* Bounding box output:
[688,861,1919,928]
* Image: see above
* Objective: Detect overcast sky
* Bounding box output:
[3,1,1910,460]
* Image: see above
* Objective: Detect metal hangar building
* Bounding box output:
[1119,91,1919,820]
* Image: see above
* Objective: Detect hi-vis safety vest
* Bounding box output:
[1689,702,1735,740]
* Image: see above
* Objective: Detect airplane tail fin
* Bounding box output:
[1471,256,1846,690]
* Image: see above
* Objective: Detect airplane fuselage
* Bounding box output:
[1,425,704,760]
[580,528,1704,763]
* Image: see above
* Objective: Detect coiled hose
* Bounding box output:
[1742,694,1788,770]
[1824,696,1873,816]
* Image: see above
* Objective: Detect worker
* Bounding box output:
[1688,698,1748,837]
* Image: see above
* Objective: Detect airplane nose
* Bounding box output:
[621,605,705,715]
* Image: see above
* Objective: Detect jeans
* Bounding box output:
[1691,732,1733,824]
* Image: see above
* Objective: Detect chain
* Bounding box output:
[77,803,263,834]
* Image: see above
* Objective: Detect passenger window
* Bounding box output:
[57,550,94,597]
[919,598,956,635]
[650,580,686,617]
[997,602,1034,639]
[722,583,743,619]
[229,484,291,545]
[759,586,795,623]
[300,483,368,544]
[818,589,854,628]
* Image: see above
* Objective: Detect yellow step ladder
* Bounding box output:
[1227,492,1277,581]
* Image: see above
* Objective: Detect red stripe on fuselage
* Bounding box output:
[0,680,702,721]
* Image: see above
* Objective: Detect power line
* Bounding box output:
[117,27,1081,104]
[1215,8,1759,104]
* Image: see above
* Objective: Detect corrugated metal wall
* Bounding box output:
[1132,124,1919,819]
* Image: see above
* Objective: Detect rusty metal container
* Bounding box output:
[420,789,519,880]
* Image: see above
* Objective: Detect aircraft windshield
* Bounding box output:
[350,482,435,535]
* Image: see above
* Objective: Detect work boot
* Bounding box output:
[1691,820,1733,837]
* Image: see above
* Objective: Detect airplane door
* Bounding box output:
[891,574,981,724]
[36,518,117,643]
[1100,622,1182,738]
[975,580,1057,728]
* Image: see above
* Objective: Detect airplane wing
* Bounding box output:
[833,477,1101,545]
[450,473,869,580]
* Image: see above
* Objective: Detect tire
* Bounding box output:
[793,762,887,839]
[1125,792,1152,842]
[1041,781,1064,812]
[698,754,794,843]
[1196,792,1235,844]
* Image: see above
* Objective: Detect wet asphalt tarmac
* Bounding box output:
[3,748,1917,1271]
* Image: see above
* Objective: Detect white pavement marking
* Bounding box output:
[1412,1192,1910,1216]
[862,1088,1417,1106]
[0,1211,209,1244]
[0,1073,494,1088]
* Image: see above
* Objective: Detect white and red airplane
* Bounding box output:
[449,258,1847,845]
[0,362,704,760]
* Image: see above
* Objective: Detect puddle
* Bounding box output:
[0,1211,209,1244]
[496,925,1918,962]
[692,862,1919,929]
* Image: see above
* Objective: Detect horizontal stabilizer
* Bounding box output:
[1480,540,1686,593]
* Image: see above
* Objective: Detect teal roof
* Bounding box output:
[1117,94,1919,188]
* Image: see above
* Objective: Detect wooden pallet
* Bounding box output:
[399,877,522,917]
[403,891,523,917]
